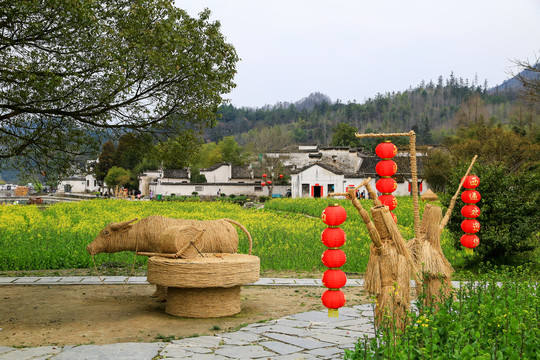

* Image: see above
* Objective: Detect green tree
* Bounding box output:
[150,131,203,169]
[104,166,131,189]
[330,123,361,147]
[0,0,238,175]
[114,133,154,170]
[95,141,116,182]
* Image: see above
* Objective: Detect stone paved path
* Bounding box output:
[0,304,375,360]
[0,277,378,359]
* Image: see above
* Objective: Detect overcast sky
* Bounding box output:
[177,0,540,108]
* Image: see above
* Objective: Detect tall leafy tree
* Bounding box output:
[0,0,238,175]
[95,141,116,182]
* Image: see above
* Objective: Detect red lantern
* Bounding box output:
[460,234,480,249]
[321,227,346,248]
[279,174,283,179]
[461,219,481,234]
[261,182,266,186]
[322,269,347,289]
[321,249,347,268]
[321,290,346,309]
[262,174,267,178]
[462,175,480,189]
[375,160,397,177]
[375,142,397,159]
[321,204,347,226]
[376,178,397,193]
[267,180,272,185]
[461,190,481,204]
[378,194,397,211]
[461,205,481,218]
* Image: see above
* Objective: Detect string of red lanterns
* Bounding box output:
[375,141,398,223]
[460,175,481,254]
[320,204,347,317]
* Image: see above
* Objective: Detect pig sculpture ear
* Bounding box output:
[110,218,138,231]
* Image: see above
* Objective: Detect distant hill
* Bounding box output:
[489,62,539,93]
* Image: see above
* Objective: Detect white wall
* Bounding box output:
[149,183,289,198]
[201,165,231,183]
[291,165,345,198]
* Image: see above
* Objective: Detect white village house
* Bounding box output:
[139,146,430,198]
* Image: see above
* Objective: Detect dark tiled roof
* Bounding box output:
[163,169,189,179]
[202,162,229,172]
[231,166,251,179]
[292,162,344,175]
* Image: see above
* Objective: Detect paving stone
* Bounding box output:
[290,310,353,323]
[79,277,103,284]
[0,346,60,360]
[125,277,149,284]
[172,335,223,348]
[102,276,129,283]
[214,345,275,358]
[249,278,275,285]
[53,342,165,360]
[310,332,360,345]
[182,354,229,360]
[353,304,375,312]
[305,346,343,357]
[35,277,63,284]
[0,347,12,355]
[333,307,362,317]
[221,331,262,344]
[293,279,318,286]
[240,324,276,334]
[273,278,297,285]
[340,324,375,333]
[314,328,365,339]
[262,332,333,350]
[0,277,17,284]
[180,346,213,354]
[262,324,316,337]
[160,344,192,358]
[259,340,303,355]
[273,318,312,328]
[12,277,40,284]
[58,276,84,283]
[267,354,319,360]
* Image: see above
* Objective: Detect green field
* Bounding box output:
[0,198,464,272]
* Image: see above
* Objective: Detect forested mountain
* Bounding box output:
[207,72,539,151]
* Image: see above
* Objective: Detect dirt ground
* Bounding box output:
[0,283,370,347]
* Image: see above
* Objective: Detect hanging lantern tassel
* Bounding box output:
[320,204,347,317]
[460,175,481,254]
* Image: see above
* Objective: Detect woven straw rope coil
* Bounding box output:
[147,253,260,288]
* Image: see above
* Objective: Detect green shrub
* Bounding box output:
[346,266,540,359]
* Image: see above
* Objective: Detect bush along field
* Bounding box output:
[0,197,464,273]
[345,266,540,360]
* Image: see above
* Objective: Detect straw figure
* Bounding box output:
[329,180,417,330]
[87,215,253,300]
[328,130,478,330]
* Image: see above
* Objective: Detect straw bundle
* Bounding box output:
[413,204,453,305]
[420,189,438,202]
[87,216,253,258]
[370,205,417,329]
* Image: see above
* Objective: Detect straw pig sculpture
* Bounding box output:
[86,215,252,258]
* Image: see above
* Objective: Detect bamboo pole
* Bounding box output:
[439,155,478,232]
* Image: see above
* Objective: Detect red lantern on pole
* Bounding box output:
[320,204,347,317]
[462,175,480,189]
[375,160,397,177]
[321,290,346,310]
[321,249,347,268]
[321,204,347,226]
[262,174,267,178]
[460,175,481,254]
[376,178,397,193]
[261,182,266,186]
[322,269,347,288]
[461,205,481,218]
[321,227,346,248]
[267,180,272,185]
[375,142,397,159]
[378,194,397,211]
[279,174,283,179]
